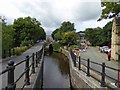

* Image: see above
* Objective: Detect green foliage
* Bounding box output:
[51,21,78,46]
[61,31,79,46]
[85,22,112,46]
[13,16,46,47]
[51,21,76,40]
[70,45,80,49]
[14,46,29,55]
[52,42,61,52]
[98,2,120,21]
[2,19,14,52]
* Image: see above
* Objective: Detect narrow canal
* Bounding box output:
[43,52,70,89]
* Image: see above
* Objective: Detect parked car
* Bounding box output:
[100,46,110,53]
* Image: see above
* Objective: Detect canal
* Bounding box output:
[43,52,70,89]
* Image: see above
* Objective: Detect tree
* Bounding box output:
[84,22,112,46]
[98,2,120,21]
[61,31,79,46]
[2,18,14,51]
[13,16,46,46]
[51,21,76,41]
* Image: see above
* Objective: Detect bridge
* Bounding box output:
[0,42,120,90]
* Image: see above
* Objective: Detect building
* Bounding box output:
[111,17,120,61]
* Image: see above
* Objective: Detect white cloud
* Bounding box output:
[0,0,110,35]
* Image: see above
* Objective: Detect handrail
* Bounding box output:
[70,50,120,88]
[0,46,44,90]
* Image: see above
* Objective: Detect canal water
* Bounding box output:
[43,52,70,89]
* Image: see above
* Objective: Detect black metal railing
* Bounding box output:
[0,47,44,90]
[70,49,120,88]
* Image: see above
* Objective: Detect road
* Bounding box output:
[1,42,44,89]
[80,46,119,84]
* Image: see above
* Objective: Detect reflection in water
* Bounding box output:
[43,52,70,88]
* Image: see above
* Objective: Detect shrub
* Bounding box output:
[52,42,61,52]
[70,45,80,49]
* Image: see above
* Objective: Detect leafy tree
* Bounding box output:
[51,21,76,41]
[2,18,14,52]
[13,16,46,47]
[85,22,112,46]
[98,2,120,21]
[61,31,79,46]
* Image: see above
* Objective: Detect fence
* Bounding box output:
[70,49,120,88]
[0,47,44,90]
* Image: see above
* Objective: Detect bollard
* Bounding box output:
[101,62,106,87]
[25,56,30,85]
[87,59,90,76]
[6,61,16,90]
[78,56,81,70]
[36,52,38,67]
[9,49,11,57]
[32,53,35,73]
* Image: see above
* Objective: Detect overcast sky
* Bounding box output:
[0,0,111,35]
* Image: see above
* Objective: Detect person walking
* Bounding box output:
[107,51,111,61]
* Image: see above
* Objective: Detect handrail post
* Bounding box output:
[101,62,106,87]
[87,59,90,76]
[25,56,30,85]
[36,52,38,67]
[118,69,120,87]
[13,48,15,56]
[3,49,6,58]
[78,56,81,70]
[38,51,40,64]
[32,53,35,73]
[9,49,11,57]
[6,61,16,90]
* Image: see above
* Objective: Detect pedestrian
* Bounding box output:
[107,51,111,61]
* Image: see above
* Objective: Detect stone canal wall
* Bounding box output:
[60,48,107,89]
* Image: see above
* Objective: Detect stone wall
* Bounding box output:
[60,49,103,89]
[111,17,120,61]
[60,49,117,89]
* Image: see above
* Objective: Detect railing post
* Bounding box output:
[36,52,38,67]
[32,53,35,73]
[78,56,81,70]
[6,61,16,90]
[101,62,106,87]
[118,69,120,87]
[3,49,6,58]
[38,51,40,64]
[87,59,90,76]
[25,56,30,85]
[9,49,11,57]
[13,48,15,56]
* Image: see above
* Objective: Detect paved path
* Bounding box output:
[1,42,44,89]
[80,46,120,83]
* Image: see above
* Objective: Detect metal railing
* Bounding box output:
[0,47,44,90]
[70,49,120,88]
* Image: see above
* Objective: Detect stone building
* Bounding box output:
[111,17,120,61]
